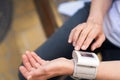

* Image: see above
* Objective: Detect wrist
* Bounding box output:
[62,58,74,75]
[56,58,74,75]
[67,59,74,75]
[87,16,103,25]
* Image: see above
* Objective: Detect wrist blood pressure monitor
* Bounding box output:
[72,50,100,80]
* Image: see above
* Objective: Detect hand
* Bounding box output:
[19,51,45,80]
[19,51,74,80]
[68,20,105,51]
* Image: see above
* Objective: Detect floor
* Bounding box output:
[0,0,46,80]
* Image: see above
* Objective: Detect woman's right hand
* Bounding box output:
[68,20,105,51]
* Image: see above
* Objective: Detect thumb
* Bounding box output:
[91,34,105,51]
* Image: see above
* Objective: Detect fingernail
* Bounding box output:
[68,39,71,43]
[92,47,95,51]
[81,45,86,50]
[73,42,75,46]
[75,46,79,50]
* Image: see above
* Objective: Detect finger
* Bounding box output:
[81,29,97,50]
[75,22,93,50]
[68,28,76,43]
[75,25,91,50]
[27,68,36,80]
[31,52,45,64]
[29,66,44,78]
[19,66,29,79]
[35,63,41,68]
[91,34,105,51]
[25,51,38,68]
[29,66,49,80]
[72,24,83,46]
[22,54,32,71]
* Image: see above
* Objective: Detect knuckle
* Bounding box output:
[96,43,101,48]
[71,28,75,32]
[87,34,95,41]
[81,31,85,37]
[87,35,92,39]
[73,34,77,40]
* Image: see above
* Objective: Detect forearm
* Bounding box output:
[96,61,120,80]
[68,60,120,80]
[88,0,112,24]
